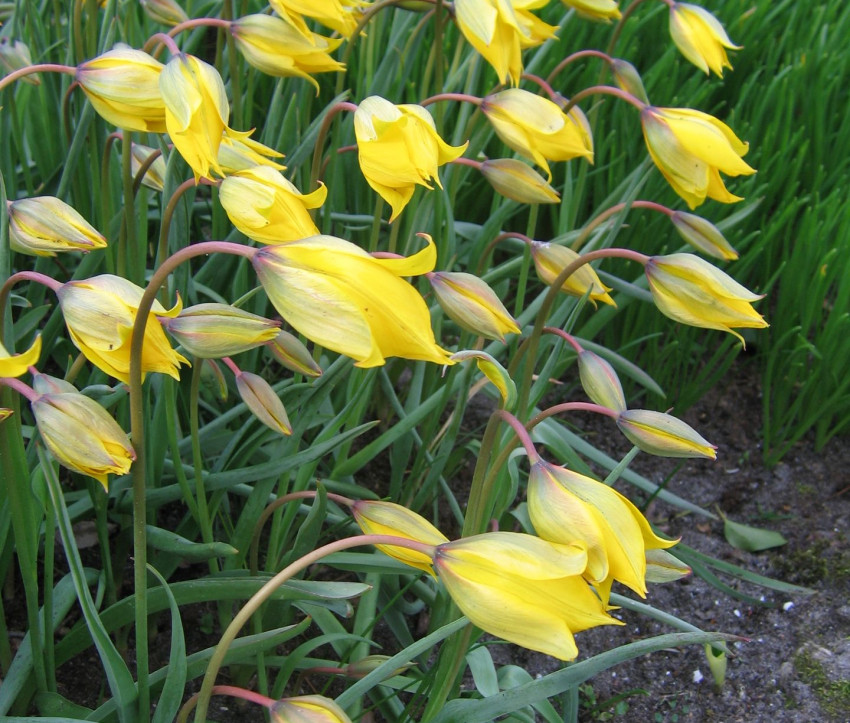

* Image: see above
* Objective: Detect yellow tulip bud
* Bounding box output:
[669,2,741,77]
[354,96,467,221]
[267,331,323,378]
[479,158,560,204]
[342,655,411,680]
[217,133,285,175]
[577,349,626,412]
[449,350,517,409]
[429,271,520,342]
[352,499,448,574]
[0,38,39,85]
[528,459,676,598]
[611,58,649,104]
[270,695,352,723]
[434,532,620,660]
[645,549,692,583]
[162,303,280,358]
[253,234,452,367]
[644,253,767,343]
[31,389,136,489]
[268,0,368,39]
[235,371,292,436]
[0,336,41,378]
[231,14,345,93]
[530,241,615,307]
[560,0,621,22]
[481,89,593,180]
[453,0,557,85]
[7,196,107,256]
[139,0,189,26]
[616,408,717,459]
[129,143,167,192]
[76,45,167,132]
[31,372,77,395]
[219,166,325,244]
[56,274,189,383]
[670,210,738,260]
[641,106,755,209]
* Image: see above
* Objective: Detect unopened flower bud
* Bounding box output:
[0,408,11,422]
[669,2,741,77]
[616,409,716,459]
[267,330,322,378]
[450,350,517,409]
[610,58,648,104]
[163,303,280,359]
[129,142,167,192]
[0,336,41,378]
[480,158,560,204]
[235,371,292,436]
[0,38,39,85]
[645,549,692,583]
[31,372,78,395]
[670,211,738,260]
[343,655,412,679]
[530,241,615,307]
[8,197,107,256]
[140,0,189,26]
[578,350,626,412]
[270,695,352,723]
[429,271,520,342]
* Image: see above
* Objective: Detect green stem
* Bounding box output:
[461,411,503,537]
[121,130,141,285]
[309,102,357,199]
[190,362,217,567]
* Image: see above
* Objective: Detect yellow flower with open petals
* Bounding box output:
[220,166,325,244]
[270,695,352,723]
[56,275,189,383]
[669,2,741,77]
[641,106,755,209]
[434,532,620,660]
[354,96,467,221]
[481,89,593,180]
[160,53,231,181]
[561,0,621,21]
[0,336,41,378]
[530,241,615,306]
[454,0,558,85]
[268,0,369,39]
[528,459,676,600]
[252,234,452,367]
[644,253,767,344]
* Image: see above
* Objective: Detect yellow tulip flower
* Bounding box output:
[232,14,345,93]
[530,241,615,306]
[669,2,741,77]
[434,532,619,660]
[252,234,452,368]
[528,459,676,600]
[0,336,41,378]
[268,0,369,39]
[139,0,189,26]
[7,196,107,256]
[160,53,231,181]
[481,89,593,180]
[235,370,292,436]
[354,96,467,221]
[270,695,353,723]
[219,166,325,244]
[644,252,767,344]
[352,500,449,574]
[31,389,136,489]
[616,409,717,459]
[267,330,323,378]
[577,349,626,412]
[162,303,280,358]
[670,210,738,260]
[429,271,520,342]
[76,46,167,132]
[560,0,621,21]
[640,106,755,209]
[453,0,558,85]
[56,274,189,383]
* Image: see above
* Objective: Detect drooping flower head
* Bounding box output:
[56,274,189,382]
[479,158,560,204]
[354,96,467,221]
[270,694,353,723]
[616,409,717,459]
[560,0,621,22]
[640,106,755,209]
[252,234,452,367]
[429,271,520,342]
[162,303,281,358]
[669,2,741,77]
[268,0,369,39]
[7,197,107,256]
[530,241,615,307]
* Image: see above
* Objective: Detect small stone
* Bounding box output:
[783,601,795,611]
[693,669,704,683]
[778,661,795,687]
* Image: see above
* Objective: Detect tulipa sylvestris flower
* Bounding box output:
[0,336,41,378]
[429,271,520,342]
[268,0,368,39]
[433,532,619,660]
[162,303,280,358]
[235,370,292,435]
[669,3,741,77]
[129,142,168,192]
[528,459,676,600]
[76,45,167,132]
[56,274,189,383]
[644,253,767,344]
[481,89,593,180]
[453,0,558,85]
[640,106,755,209]
[450,350,517,408]
[139,0,189,26]
[231,14,345,93]
[267,330,323,377]
[352,500,449,574]
[159,53,232,181]
[616,408,717,459]
[354,96,467,221]
[560,0,621,22]
[480,158,560,204]
[530,241,615,306]
[670,210,738,260]
[270,695,352,723]
[219,166,325,243]
[31,388,136,489]
[577,349,626,412]
[252,234,452,367]
[7,196,107,256]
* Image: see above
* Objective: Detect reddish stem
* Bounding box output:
[0,63,75,93]
[547,50,615,85]
[561,85,647,114]
[420,92,482,107]
[542,327,584,354]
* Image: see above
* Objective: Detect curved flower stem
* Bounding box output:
[310,101,358,195]
[0,377,38,402]
[0,271,62,337]
[121,130,140,284]
[143,31,181,57]
[606,0,653,56]
[494,409,538,461]
[178,685,276,722]
[528,401,620,431]
[166,17,231,40]
[419,92,482,107]
[190,534,436,723]
[132,146,164,195]
[521,73,559,102]
[561,84,646,115]
[572,199,672,251]
[0,63,75,93]
[542,326,584,354]
[128,240,255,716]
[156,179,203,289]
[449,156,482,171]
[475,231,532,276]
[547,49,614,86]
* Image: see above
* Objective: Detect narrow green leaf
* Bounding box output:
[145,525,238,561]
[720,511,788,552]
[148,566,186,723]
